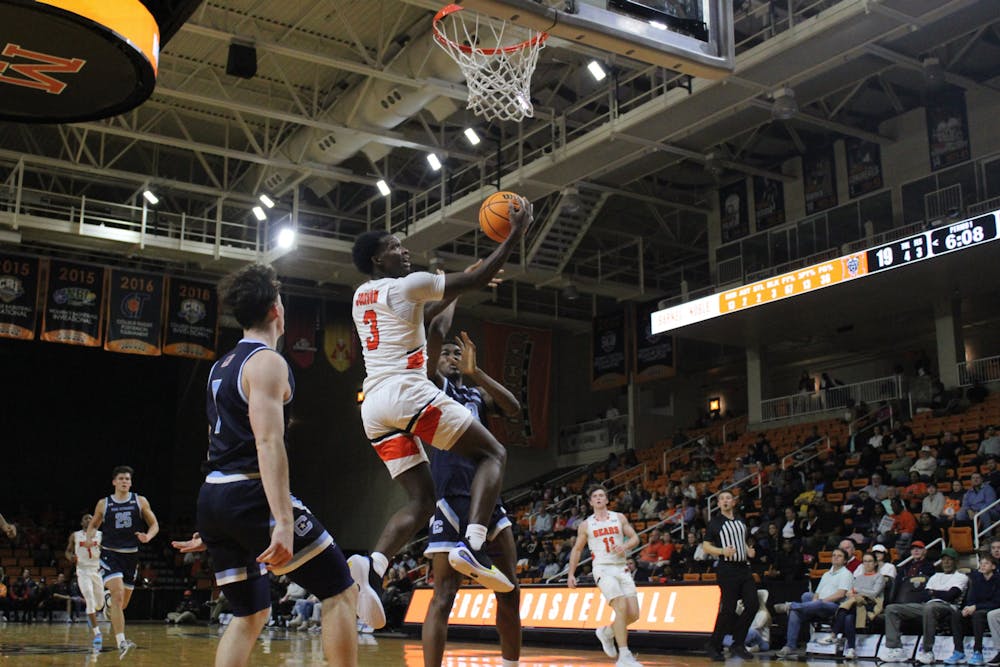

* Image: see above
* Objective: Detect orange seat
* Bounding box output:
[853,478,869,488]
[683,573,700,582]
[701,573,717,582]
[818,551,833,564]
[833,480,851,490]
[949,526,975,554]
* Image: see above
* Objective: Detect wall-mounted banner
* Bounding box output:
[845,137,883,198]
[634,301,674,383]
[481,322,552,449]
[323,305,357,373]
[719,178,749,242]
[926,90,971,172]
[753,175,785,230]
[803,146,838,214]
[105,269,163,355]
[592,311,627,390]
[0,253,43,340]
[41,259,106,346]
[163,278,217,359]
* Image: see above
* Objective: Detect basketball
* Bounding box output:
[479,191,522,243]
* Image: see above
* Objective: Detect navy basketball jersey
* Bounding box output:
[205,339,295,475]
[429,377,487,499]
[101,493,144,552]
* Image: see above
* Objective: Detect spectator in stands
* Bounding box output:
[766,538,805,582]
[871,543,896,580]
[903,472,928,509]
[886,445,914,484]
[951,553,1000,665]
[959,473,998,523]
[911,446,938,481]
[779,507,800,542]
[639,492,663,520]
[939,432,961,472]
[637,530,673,579]
[774,547,852,658]
[862,474,891,501]
[980,429,1000,460]
[840,539,862,573]
[552,513,568,535]
[530,507,555,536]
[882,498,916,552]
[983,457,1000,496]
[381,566,413,630]
[758,442,778,467]
[540,553,561,581]
[45,573,74,622]
[922,482,945,520]
[882,548,968,664]
[849,489,876,533]
[822,551,885,659]
[868,425,888,450]
[990,539,1000,563]
[678,532,701,574]
[724,590,772,654]
[565,507,583,534]
[680,475,699,501]
[912,513,944,554]
[665,498,697,529]
[798,505,824,553]
[893,541,937,605]
[274,577,307,626]
[166,589,200,625]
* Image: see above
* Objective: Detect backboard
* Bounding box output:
[453,0,734,79]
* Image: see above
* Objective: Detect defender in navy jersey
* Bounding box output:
[421,300,523,667]
[86,465,158,657]
[172,264,357,667]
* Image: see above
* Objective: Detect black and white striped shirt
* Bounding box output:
[707,513,749,563]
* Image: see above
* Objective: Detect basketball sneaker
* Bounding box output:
[118,638,136,659]
[447,540,514,593]
[92,632,103,649]
[347,554,386,630]
[596,624,618,658]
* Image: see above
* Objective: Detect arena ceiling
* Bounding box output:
[1,0,1000,325]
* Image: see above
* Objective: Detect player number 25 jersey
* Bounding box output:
[585,512,627,566]
[352,272,445,393]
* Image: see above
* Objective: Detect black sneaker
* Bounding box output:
[448,540,514,592]
[707,645,725,661]
[732,645,755,660]
[347,555,386,630]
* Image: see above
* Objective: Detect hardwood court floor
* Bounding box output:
[0,622,802,666]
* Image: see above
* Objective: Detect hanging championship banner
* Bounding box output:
[592,311,628,390]
[803,147,838,214]
[845,137,883,198]
[753,175,785,230]
[634,301,674,383]
[163,278,217,359]
[0,253,43,340]
[104,269,164,355]
[323,301,357,372]
[41,259,106,346]
[926,91,971,171]
[481,322,552,449]
[284,295,319,369]
[719,178,749,243]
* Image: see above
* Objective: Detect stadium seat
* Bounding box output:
[948,526,975,554]
[683,573,700,582]
[701,573,717,582]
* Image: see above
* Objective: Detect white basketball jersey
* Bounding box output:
[585,512,627,566]
[74,529,102,571]
[352,272,445,393]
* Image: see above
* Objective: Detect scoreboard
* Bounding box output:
[651,209,1000,335]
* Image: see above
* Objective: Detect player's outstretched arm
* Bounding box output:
[245,349,294,570]
[441,197,533,301]
[86,500,105,543]
[425,299,458,388]
[65,533,76,563]
[456,331,520,418]
[567,521,589,588]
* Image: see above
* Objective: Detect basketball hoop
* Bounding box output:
[432,4,547,122]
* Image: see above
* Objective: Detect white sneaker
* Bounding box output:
[596,625,618,658]
[776,646,798,659]
[773,602,790,614]
[917,651,935,665]
[818,634,839,645]
[844,648,856,659]
[346,555,387,630]
[616,651,643,667]
[883,648,909,663]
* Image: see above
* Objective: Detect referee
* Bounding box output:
[703,489,758,660]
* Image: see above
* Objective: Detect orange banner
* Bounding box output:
[405,584,720,633]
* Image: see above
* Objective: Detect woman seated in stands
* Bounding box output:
[871,543,896,580]
[639,491,663,520]
[821,551,886,658]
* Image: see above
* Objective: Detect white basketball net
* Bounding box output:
[433,4,547,122]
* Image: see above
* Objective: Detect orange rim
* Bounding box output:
[432,4,547,56]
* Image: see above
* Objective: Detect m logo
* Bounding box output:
[0,44,85,95]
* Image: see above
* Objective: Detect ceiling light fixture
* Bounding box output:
[376,179,391,197]
[587,60,607,82]
[463,128,481,146]
[142,190,159,205]
[771,86,798,120]
[561,186,582,214]
[252,206,267,221]
[258,194,275,208]
[427,153,442,171]
[277,227,295,249]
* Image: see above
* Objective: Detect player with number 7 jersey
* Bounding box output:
[347,207,532,631]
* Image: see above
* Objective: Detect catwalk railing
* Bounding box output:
[959,355,1000,387]
[761,375,902,422]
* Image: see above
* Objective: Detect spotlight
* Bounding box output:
[771,86,797,120]
[463,128,481,146]
[142,190,159,205]
[252,206,267,221]
[587,60,607,82]
[426,153,442,171]
[356,389,365,404]
[277,227,295,249]
[561,186,582,214]
[258,194,275,208]
[376,179,391,197]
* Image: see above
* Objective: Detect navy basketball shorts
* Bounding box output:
[424,496,511,557]
[197,478,353,617]
[100,549,139,589]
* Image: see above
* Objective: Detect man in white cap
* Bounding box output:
[910,446,937,480]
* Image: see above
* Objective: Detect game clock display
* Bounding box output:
[866,214,998,274]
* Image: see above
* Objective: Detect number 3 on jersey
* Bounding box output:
[363,309,380,350]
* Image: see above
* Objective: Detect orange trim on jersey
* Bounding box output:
[374,434,421,462]
[413,404,442,443]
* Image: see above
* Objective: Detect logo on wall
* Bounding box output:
[846,256,861,277]
[53,287,96,306]
[178,298,206,324]
[120,293,149,319]
[324,322,356,373]
[0,276,24,303]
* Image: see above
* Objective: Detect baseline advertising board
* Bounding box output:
[651,209,1000,335]
[404,584,719,633]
